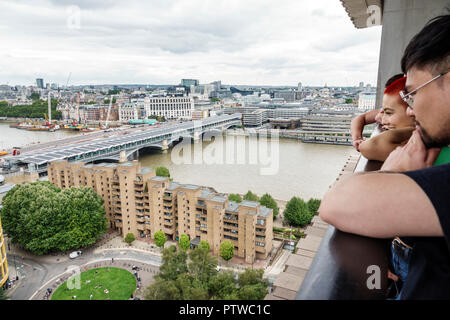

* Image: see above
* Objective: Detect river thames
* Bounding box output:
[0,121,355,201]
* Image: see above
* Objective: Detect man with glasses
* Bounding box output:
[319,14,450,299]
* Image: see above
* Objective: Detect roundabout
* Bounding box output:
[51,267,137,300]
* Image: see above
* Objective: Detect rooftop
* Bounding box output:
[259,205,272,218]
[240,200,259,208]
[181,184,200,190]
[138,167,153,175]
[227,201,239,212]
[167,181,181,191]
[150,176,168,182]
[209,195,227,203]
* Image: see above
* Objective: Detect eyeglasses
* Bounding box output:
[399,71,448,109]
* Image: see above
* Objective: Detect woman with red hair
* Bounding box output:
[358,76,416,162]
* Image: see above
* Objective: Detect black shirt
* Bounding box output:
[401,163,450,299]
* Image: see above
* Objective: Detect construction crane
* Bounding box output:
[102,95,114,129]
[47,92,52,124]
[65,72,72,89]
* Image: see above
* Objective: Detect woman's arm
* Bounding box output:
[350,109,380,151]
[359,127,414,162]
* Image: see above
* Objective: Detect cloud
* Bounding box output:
[0,0,382,86]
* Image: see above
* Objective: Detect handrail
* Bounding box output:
[296,153,391,299]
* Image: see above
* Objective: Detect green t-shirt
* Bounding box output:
[434,146,450,166]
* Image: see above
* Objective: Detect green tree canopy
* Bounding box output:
[220,241,234,262]
[236,269,269,300]
[283,196,315,227]
[143,246,268,300]
[189,246,218,284]
[155,166,170,178]
[124,233,135,244]
[243,190,259,202]
[199,240,210,251]
[179,234,190,251]
[0,182,107,255]
[258,193,279,218]
[0,288,8,300]
[30,92,40,100]
[158,245,188,281]
[154,230,166,248]
[228,193,242,203]
[0,99,62,119]
[307,198,321,215]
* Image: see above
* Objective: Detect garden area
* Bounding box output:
[51,267,136,300]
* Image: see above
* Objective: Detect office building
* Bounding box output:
[181,79,199,87]
[47,159,273,263]
[358,92,376,110]
[145,96,194,120]
[36,78,44,89]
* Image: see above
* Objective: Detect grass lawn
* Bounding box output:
[51,267,136,300]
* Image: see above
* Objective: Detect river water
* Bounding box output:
[0,121,355,201]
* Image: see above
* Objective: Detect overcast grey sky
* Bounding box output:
[0,0,382,87]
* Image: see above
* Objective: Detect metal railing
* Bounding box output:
[296,155,390,300]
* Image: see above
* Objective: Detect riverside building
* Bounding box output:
[144,96,195,120]
[47,159,273,263]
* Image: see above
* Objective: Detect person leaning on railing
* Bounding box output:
[319,14,450,300]
[350,74,405,151]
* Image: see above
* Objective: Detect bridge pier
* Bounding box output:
[162,139,169,153]
[193,132,200,144]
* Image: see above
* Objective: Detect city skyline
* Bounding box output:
[0,0,382,87]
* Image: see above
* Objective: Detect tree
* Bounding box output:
[345,98,353,104]
[143,245,268,300]
[0,182,107,255]
[307,198,321,215]
[179,234,190,251]
[220,241,234,262]
[199,240,210,251]
[159,245,188,281]
[283,196,314,227]
[228,193,242,203]
[208,271,238,299]
[155,166,170,178]
[188,246,218,284]
[258,193,279,218]
[236,269,269,300]
[30,92,40,100]
[0,288,8,300]
[0,99,62,119]
[125,233,135,245]
[154,230,166,249]
[243,190,259,202]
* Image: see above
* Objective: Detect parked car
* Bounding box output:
[69,250,82,259]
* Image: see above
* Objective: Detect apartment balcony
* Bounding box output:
[134,184,144,191]
[112,188,120,195]
[224,214,238,222]
[137,223,145,231]
[163,193,172,200]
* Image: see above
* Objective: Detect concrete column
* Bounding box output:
[375,0,449,107]
[161,139,168,153]
[193,131,200,144]
[119,150,127,163]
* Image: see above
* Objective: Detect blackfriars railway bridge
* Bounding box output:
[1,113,242,174]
